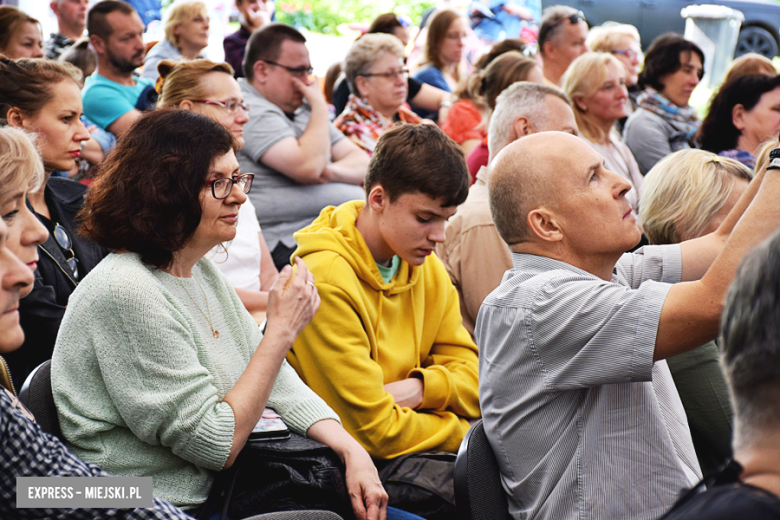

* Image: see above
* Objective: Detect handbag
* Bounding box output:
[206,432,355,520]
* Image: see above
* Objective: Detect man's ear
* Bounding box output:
[252,60,268,83]
[50,1,60,16]
[513,115,536,138]
[90,34,106,55]
[732,103,747,132]
[5,107,26,130]
[542,40,556,60]
[366,184,388,213]
[527,206,563,242]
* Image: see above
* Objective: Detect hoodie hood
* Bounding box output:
[293,200,421,294]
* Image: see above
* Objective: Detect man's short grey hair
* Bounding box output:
[538,5,579,55]
[488,82,570,161]
[721,228,780,450]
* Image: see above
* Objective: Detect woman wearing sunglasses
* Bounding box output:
[157,59,279,321]
[51,109,391,519]
[335,34,421,155]
[0,58,108,385]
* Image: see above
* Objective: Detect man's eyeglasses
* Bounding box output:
[260,59,314,78]
[204,173,255,200]
[194,99,249,114]
[359,68,409,80]
[53,223,79,280]
[611,49,641,60]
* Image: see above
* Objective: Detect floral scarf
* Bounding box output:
[637,87,700,140]
[334,95,422,155]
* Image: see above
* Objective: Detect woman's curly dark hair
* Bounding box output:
[78,109,234,269]
[699,74,780,154]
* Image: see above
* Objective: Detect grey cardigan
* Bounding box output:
[623,107,692,175]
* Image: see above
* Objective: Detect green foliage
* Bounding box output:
[275,0,435,34]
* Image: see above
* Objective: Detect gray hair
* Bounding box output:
[721,228,780,450]
[488,82,570,161]
[344,33,404,97]
[538,5,579,55]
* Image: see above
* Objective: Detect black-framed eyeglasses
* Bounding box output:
[194,99,249,114]
[359,68,409,80]
[204,173,254,199]
[260,59,314,78]
[53,223,79,280]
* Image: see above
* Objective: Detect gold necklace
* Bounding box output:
[176,276,219,338]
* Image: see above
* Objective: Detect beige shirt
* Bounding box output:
[436,166,513,336]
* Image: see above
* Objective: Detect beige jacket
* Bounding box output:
[436,166,513,335]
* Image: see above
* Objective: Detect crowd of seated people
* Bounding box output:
[3,0,780,518]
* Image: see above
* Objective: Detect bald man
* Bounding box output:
[476,132,780,520]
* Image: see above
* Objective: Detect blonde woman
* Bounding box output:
[563,52,643,213]
[141,0,209,81]
[640,149,753,477]
[441,51,543,158]
[157,58,278,320]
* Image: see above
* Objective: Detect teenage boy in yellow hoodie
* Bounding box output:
[287,124,480,519]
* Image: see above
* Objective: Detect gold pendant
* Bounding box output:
[213,330,220,339]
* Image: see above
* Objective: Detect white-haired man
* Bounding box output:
[437,82,578,334]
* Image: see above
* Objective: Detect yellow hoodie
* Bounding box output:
[288,200,480,459]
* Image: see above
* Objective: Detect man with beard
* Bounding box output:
[83,0,156,137]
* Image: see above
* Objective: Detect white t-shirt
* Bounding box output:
[207,198,262,291]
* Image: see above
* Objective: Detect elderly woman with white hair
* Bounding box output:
[640,148,753,478]
[141,0,209,81]
[334,33,422,155]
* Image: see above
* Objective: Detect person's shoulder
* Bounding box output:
[302,249,357,286]
[47,177,88,203]
[414,65,443,81]
[662,483,780,520]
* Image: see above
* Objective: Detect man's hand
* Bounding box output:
[244,0,273,30]
[291,76,327,111]
[384,378,424,409]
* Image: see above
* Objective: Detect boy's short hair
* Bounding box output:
[365,124,469,207]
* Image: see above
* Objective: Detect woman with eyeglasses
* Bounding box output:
[411,8,470,121]
[141,0,210,81]
[334,34,422,155]
[50,109,392,519]
[157,58,279,321]
[0,58,108,385]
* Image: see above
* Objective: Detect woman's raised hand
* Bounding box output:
[264,257,320,346]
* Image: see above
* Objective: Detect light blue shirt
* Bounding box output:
[82,74,155,131]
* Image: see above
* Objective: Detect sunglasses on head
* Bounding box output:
[552,10,585,27]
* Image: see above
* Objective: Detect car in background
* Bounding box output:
[543,0,780,58]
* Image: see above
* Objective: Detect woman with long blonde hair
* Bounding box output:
[564,52,643,212]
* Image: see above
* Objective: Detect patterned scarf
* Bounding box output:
[334,95,421,155]
[637,87,700,140]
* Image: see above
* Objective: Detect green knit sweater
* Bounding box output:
[52,252,339,508]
